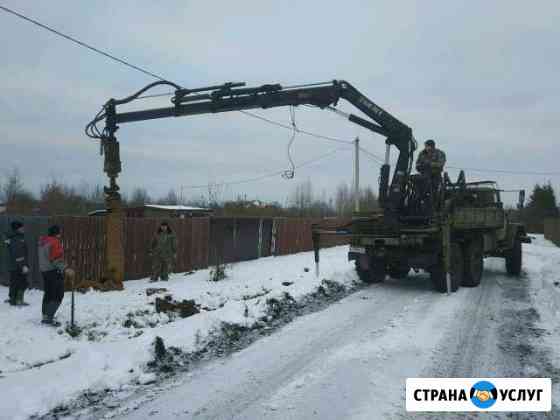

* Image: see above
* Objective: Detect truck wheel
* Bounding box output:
[368,264,386,283]
[430,261,446,293]
[360,257,385,284]
[388,266,410,279]
[462,238,483,287]
[505,238,522,276]
[431,244,463,293]
[355,261,369,283]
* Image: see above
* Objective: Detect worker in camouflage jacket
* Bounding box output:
[150,221,177,282]
[416,139,446,187]
[4,220,30,306]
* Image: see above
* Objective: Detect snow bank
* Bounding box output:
[524,235,560,316]
[523,235,560,404]
[0,246,355,420]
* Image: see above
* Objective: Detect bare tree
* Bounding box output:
[130,187,150,206]
[2,168,37,214]
[40,180,87,215]
[290,179,313,216]
[88,184,105,205]
[335,182,352,216]
[359,186,378,211]
[161,189,179,205]
[207,182,224,208]
[2,168,25,203]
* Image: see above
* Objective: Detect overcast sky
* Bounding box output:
[1,0,559,206]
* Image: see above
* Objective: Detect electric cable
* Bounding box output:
[179,145,350,190]
[281,107,298,179]
[0,4,172,82]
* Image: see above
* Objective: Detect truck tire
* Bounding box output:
[356,257,385,284]
[431,244,463,293]
[462,237,483,287]
[368,263,386,283]
[355,261,369,283]
[388,266,410,279]
[505,238,522,276]
[355,259,385,283]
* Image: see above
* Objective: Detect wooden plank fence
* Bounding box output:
[1,215,348,289]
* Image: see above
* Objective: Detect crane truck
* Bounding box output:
[86,79,530,293]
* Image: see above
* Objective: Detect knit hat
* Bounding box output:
[11,221,24,231]
[48,225,61,236]
[425,139,435,147]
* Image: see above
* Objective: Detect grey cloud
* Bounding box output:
[1,0,559,204]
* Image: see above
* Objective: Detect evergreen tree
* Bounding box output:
[524,182,559,232]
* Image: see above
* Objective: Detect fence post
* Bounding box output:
[257,218,263,258]
[105,196,124,290]
[271,219,277,256]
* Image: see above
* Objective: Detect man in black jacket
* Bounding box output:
[4,220,30,306]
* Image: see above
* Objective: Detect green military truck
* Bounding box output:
[84,78,530,293]
[313,173,531,293]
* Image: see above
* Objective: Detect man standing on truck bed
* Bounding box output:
[416,139,446,189]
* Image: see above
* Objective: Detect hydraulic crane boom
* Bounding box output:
[86,80,416,220]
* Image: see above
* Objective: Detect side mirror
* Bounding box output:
[517,190,525,209]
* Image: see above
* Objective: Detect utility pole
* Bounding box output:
[354,137,360,213]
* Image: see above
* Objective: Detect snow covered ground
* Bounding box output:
[525,235,560,316]
[524,235,560,407]
[114,236,560,420]
[1,237,559,420]
[0,246,356,420]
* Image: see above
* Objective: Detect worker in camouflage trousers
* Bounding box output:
[38,225,69,326]
[416,138,447,190]
[150,221,177,282]
[4,220,30,306]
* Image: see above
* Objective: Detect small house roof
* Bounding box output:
[144,204,211,211]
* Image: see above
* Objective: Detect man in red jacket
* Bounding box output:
[38,225,68,326]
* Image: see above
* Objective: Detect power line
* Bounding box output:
[3,5,553,180]
[0,4,172,82]
[180,146,350,190]
[281,106,297,179]
[358,146,384,164]
[360,153,383,167]
[10,5,548,179]
[447,166,560,176]
[239,110,353,145]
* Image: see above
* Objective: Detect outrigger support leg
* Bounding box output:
[312,230,320,278]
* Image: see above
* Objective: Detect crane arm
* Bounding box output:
[87,80,416,216]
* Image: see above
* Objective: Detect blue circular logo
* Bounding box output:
[470,381,498,409]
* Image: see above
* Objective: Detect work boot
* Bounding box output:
[41,317,61,327]
[15,291,29,306]
[45,301,61,320]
